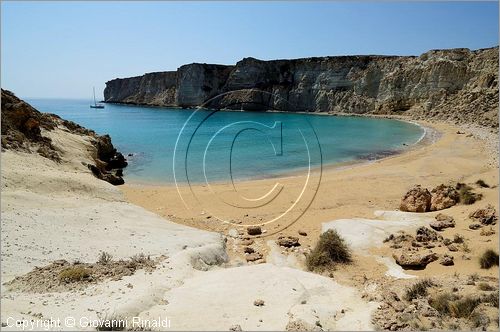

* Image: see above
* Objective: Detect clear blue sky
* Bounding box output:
[2,1,498,99]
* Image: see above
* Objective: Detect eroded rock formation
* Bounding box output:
[104,47,499,127]
[1,89,127,185]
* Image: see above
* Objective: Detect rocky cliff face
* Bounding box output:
[104,47,499,127]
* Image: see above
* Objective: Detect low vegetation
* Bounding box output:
[478,282,496,291]
[456,183,482,205]
[480,249,499,269]
[476,179,490,188]
[58,266,91,283]
[306,229,352,271]
[98,251,113,265]
[404,278,434,301]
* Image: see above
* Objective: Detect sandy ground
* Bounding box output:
[1,126,381,331]
[122,120,499,288]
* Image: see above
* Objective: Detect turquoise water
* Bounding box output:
[27,99,424,184]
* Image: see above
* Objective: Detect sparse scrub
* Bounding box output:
[476,179,490,188]
[480,249,499,269]
[429,293,481,318]
[482,292,499,307]
[449,296,481,318]
[98,251,113,265]
[130,253,149,264]
[478,282,495,291]
[58,267,91,283]
[429,293,458,315]
[404,278,434,301]
[306,229,352,271]
[457,183,482,205]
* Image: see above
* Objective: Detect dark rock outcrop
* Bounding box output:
[1,89,127,185]
[104,47,499,127]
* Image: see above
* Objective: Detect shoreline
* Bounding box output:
[123,114,434,187]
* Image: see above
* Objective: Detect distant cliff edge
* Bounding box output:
[104,47,499,127]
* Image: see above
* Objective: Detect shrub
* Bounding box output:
[480,249,499,269]
[457,184,482,205]
[476,179,490,188]
[430,293,481,318]
[449,296,481,318]
[98,251,113,265]
[58,267,91,283]
[429,293,456,315]
[404,279,434,301]
[306,229,352,271]
[482,292,499,307]
[130,253,150,264]
[478,282,495,291]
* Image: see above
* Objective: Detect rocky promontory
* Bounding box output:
[105,47,499,127]
[1,89,127,185]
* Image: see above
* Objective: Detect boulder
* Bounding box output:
[393,251,438,269]
[400,185,431,212]
[469,204,498,225]
[429,213,455,231]
[430,184,459,211]
[276,236,300,248]
[415,226,440,242]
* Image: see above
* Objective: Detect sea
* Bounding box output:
[27,99,424,185]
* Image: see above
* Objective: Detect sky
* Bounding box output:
[1,1,498,99]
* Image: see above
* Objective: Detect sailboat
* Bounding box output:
[90,87,105,109]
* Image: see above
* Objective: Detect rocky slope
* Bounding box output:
[1,89,128,185]
[105,47,499,127]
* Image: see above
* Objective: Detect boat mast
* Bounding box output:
[93,87,97,106]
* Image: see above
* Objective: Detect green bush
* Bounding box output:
[480,249,499,269]
[404,279,434,301]
[306,229,352,271]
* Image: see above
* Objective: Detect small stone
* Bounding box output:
[254,299,265,306]
[447,244,458,252]
[469,204,498,225]
[229,324,242,331]
[240,238,254,246]
[246,252,263,262]
[430,213,455,230]
[243,247,254,254]
[469,223,482,230]
[276,236,300,248]
[298,230,307,236]
[440,254,454,266]
[247,226,262,236]
[228,229,239,238]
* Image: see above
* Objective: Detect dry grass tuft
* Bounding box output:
[306,229,352,271]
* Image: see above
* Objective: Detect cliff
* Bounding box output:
[104,47,499,127]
